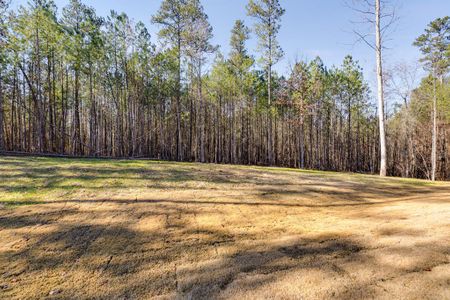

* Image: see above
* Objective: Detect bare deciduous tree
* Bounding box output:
[346,0,399,176]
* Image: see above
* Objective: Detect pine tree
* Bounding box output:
[0,0,10,151]
[152,0,191,161]
[247,0,284,165]
[414,16,450,181]
[184,0,215,162]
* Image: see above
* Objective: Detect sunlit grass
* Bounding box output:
[0,156,444,207]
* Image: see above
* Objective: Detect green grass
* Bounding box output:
[0,156,216,206]
[0,155,444,207]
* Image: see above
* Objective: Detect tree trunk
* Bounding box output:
[375,0,387,177]
[199,63,205,163]
[176,32,182,161]
[0,70,4,151]
[431,76,437,181]
[89,70,97,156]
[74,68,81,155]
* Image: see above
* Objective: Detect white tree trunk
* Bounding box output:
[375,0,387,176]
[431,77,437,181]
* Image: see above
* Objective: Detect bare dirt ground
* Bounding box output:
[0,156,449,299]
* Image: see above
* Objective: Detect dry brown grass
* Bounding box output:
[0,156,449,299]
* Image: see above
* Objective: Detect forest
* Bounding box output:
[1,1,450,298]
[0,0,449,180]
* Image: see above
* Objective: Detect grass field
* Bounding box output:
[0,156,449,299]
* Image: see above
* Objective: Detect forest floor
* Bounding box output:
[0,156,449,299]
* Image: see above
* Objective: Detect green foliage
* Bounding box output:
[9,0,61,59]
[409,75,450,123]
[414,16,450,78]
[149,48,178,103]
[205,53,233,102]
[184,0,215,62]
[62,0,99,71]
[1,0,448,179]
[229,20,254,79]
[0,0,10,68]
[152,0,190,51]
[227,20,255,104]
[246,0,284,67]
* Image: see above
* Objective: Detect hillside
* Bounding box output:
[0,156,449,299]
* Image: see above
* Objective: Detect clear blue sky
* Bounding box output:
[11,0,450,85]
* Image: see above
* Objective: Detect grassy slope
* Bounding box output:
[1,156,449,299]
[0,156,443,207]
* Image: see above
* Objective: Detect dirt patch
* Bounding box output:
[0,157,449,299]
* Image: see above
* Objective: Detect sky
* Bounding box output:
[11,0,450,89]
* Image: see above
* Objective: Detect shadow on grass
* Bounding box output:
[0,194,448,299]
[1,201,42,208]
[1,189,448,211]
[1,156,449,298]
[0,205,365,298]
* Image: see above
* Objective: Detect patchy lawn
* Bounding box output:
[0,156,449,299]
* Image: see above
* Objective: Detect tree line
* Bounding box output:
[0,0,448,180]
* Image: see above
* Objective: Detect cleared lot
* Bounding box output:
[0,156,449,299]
